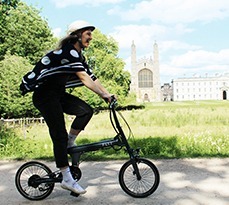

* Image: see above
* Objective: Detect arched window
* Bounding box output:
[138,69,153,88]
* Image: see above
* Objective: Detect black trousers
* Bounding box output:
[33,89,93,168]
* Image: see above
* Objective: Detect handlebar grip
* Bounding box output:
[110,95,116,102]
[104,95,116,103]
[109,95,117,109]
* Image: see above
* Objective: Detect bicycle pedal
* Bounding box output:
[70,191,80,197]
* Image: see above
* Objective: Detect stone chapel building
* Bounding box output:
[129,41,161,102]
[129,41,229,102]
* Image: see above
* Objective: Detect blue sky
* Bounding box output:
[22,0,229,84]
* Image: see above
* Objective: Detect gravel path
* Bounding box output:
[0,158,228,205]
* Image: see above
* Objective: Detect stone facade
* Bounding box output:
[172,73,229,101]
[130,41,161,102]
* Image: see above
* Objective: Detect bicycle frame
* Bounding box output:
[67,98,139,166]
[15,98,160,200]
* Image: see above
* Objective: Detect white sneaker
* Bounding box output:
[61,180,86,194]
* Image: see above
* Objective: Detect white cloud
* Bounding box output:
[160,64,188,80]
[110,23,187,52]
[160,63,229,83]
[52,27,62,37]
[110,24,165,50]
[109,0,229,24]
[157,49,229,83]
[51,0,124,8]
[171,49,229,67]
[159,41,201,52]
[109,23,197,58]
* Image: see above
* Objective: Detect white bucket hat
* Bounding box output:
[67,20,95,35]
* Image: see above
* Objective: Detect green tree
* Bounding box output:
[0,1,57,63]
[0,0,20,59]
[0,1,57,118]
[0,53,37,118]
[72,29,131,107]
[0,0,19,17]
[0,2,131,117]
[86,30,130,92]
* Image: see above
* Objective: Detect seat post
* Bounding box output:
[70,152,81,166]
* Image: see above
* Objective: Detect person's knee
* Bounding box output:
[71,107,93,130]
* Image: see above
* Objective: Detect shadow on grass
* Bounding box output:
[1,134,228,161]
[71,136,229,160]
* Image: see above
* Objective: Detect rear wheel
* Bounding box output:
[15,161,55,200]
[119,158,160,198]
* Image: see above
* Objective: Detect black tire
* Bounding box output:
[119,158,160,198]
[15,161,55,200]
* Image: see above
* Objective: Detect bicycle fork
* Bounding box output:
[132,159,142,180]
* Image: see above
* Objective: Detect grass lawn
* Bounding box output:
[1,100,228,160]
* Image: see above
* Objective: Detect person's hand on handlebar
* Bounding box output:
[100,93,117,103]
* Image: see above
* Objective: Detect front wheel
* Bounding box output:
[119,158,160,198]
[15,161,55,200]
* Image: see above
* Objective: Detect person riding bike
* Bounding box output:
[20,20,114,195]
